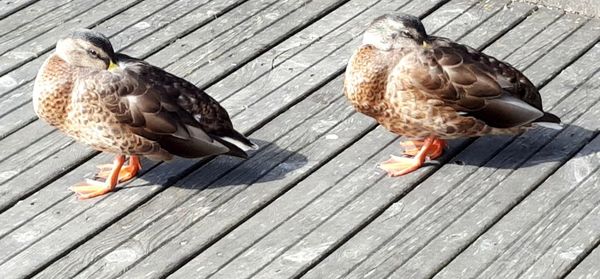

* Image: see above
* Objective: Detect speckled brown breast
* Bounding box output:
[33,55,161,156]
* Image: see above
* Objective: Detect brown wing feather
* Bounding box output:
[403,36,558,128]
[77,54,253,158]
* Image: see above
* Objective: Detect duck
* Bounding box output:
[344,14,560,176]
[33,29,257,199]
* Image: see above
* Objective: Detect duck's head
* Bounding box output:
[362,13,428,51]
[56,29,118,70]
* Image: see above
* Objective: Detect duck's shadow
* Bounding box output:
[132,139,308,190]
[444,123,598,169]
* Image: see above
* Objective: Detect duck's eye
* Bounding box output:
[400,31,412,38]
[87,49,99,57]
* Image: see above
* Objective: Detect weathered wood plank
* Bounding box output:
[486,144,600,278]
[19,0,449,277]
[436,133,600,279]
[167,0,518,278]
[0,0,143,75]
[147,0,311,75]
[504,13,589,70]
[419,0,479,34]
[566,244,600,279]
[0,0,71,38]
[0,0,40,20]
[199,0,384,103]
[132,0,279,67]
[303,8,598,279]
[521,18,600,89]
[169,125,399,279]
[165,0,352,88]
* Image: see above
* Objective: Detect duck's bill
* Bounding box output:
[108,61,119,71]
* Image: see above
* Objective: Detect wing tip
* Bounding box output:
[533,112,562,130]
[219,136,259,152]
[534,122,563,130]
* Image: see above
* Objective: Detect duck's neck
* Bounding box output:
[33,54,73,127]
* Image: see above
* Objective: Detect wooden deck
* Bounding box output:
[0,0,599,278]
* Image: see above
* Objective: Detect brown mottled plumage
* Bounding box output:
[344,14,560,176]
[33,29,257,199]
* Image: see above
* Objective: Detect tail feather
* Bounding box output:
[213,129,258,158]
[535,112,561,124]
[533,112,562,130]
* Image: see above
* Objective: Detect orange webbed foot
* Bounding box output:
[72,155,129,199]
[381,137,447,177]
[95,156,141,182]
[380,155,424,176]
[70,179,116,199]
[400,140,422,157]
[399,139,446,160]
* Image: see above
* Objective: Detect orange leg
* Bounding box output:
[380,136,446,177]
[70,155,129,199]
[400,139,446,160]
[95,155,141,183]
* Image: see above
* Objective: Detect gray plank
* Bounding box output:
[0,0,71,38]
[163,0,351,88]
[430,24,600,279]
[196,0,382,102]
[522,18,600,89]
[566,244,600,279]
[168,0,519,278]
[170,126,399,279]
[0,0,39,20]
[21,0,448,277]
[128,0,280,65]
[504,13,589,70]
[303,8,599,279]
[436,133,600,278]
[146,0,307,74]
